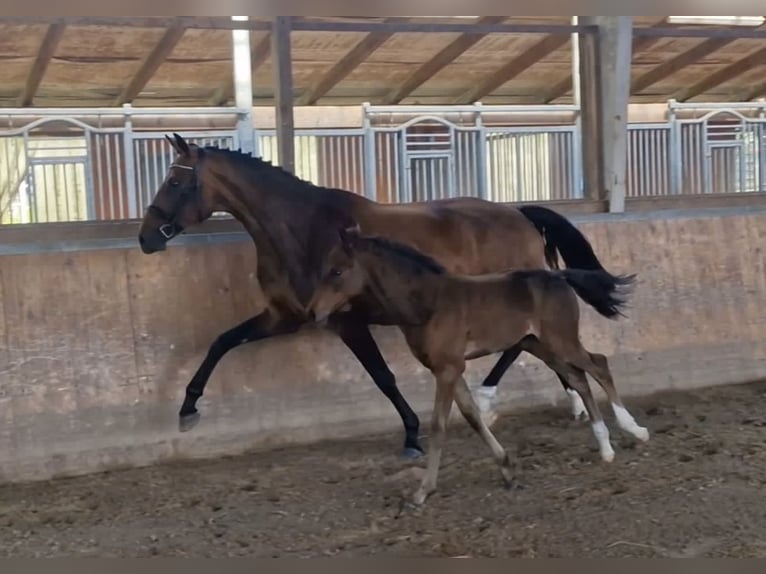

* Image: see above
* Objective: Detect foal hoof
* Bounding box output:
[179,411,201,433]
[401,446,425,460]
[634,426,650,442]
[601,450,615,463]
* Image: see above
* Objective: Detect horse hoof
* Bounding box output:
[401,447,424,460]
[503,477,526,491]
[179,412,201,432]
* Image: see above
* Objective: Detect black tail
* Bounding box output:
[559,269,636,320]
[518,204,606,272]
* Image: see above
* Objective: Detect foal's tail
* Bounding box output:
[559,269,636,320]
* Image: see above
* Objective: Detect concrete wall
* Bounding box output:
[2,206,766,482]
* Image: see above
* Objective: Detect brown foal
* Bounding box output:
[308,227,650,505]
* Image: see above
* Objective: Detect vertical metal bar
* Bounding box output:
[66,163,75,220]
[94,134,107,219]
[475,108,487,199]
[362,103,376,199]
[113,134,125,218]
[231,15,255,155]
[668,103,682,195]
[122,104,138,218]
[271,16,295,173]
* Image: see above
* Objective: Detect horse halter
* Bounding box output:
[147,162,197,240]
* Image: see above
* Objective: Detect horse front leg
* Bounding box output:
[331,317,424,459]
[179,309,301,431]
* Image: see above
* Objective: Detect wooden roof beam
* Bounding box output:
[383,16,506,105]
[209,33,271,106]
[739,79,766,101]
[114,23,186,106]
[18,22,66,107]
[673,45,766,101]
[542,18,668,104]
[631,37,735,94]
[297,17,408,106]
[453,33,569,104]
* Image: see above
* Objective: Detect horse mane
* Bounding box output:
[356,235,447,276]
[198,145,360,305]
[200,145,358,209]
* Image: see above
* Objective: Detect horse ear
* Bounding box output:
[338,225,359,254]
[172,132,191,156]
[165,134,181,154]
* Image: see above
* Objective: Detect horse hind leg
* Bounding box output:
[580,352,650,443]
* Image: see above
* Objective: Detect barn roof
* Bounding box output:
[1,16,765,109]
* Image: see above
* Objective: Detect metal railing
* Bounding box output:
[1,101,766,225]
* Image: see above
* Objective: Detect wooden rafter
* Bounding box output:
[739,79,766,101]
[115,23,186,105]
[542,18,668,104]
[631,37,735,94]
[454,33,569,104]
[297,17,408,106]
[383,16,506,105]
[18,22,67,107]
[673,44,766,101]
[209,33,271,106]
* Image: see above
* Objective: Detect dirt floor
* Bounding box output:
[2,381,766,558]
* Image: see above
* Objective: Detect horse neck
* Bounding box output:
[357,249,443,324]
[207,158,367,233]
[204,154,371,305]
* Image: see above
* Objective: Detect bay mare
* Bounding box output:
[306,227,648,505]
[137,133,626,458]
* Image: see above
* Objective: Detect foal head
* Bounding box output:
[308,226,367,323]
[308,226,448,324]
[138,133,218,254]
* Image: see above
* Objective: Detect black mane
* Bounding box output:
[200,145,358,208]
[198,144,360,305]
[358,235,447,276]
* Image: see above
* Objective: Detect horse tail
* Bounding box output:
[518,204,606,272]
[558,269,636,320]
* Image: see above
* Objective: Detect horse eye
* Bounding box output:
[169,179,180,187]
[330,268,343,277]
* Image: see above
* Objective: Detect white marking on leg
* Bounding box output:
[591,420,615,462]
[567,388,589,420]
[473,386,497,413]
[612,403,650,442]
[472,386,498,428]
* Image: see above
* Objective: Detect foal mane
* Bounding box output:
[356,235,447,276]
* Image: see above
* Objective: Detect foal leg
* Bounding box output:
[473,345,520,428]
[454,376,516,488]
[179,310,300,431]
[413,366,458,506]
[475,344,588,426]
[576,352,649,443]
[520,337,616,462]
[332,318,423,459]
